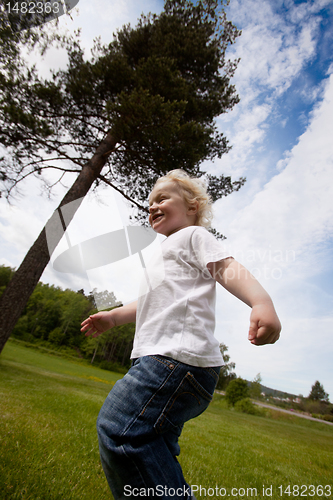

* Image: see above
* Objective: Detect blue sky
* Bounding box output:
[1,0,333,399]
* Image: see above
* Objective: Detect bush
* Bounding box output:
[225,378,249,406]
[234,398,265,416]
[98,360,128,374]
[306,400,328,415]
[48,327,66,345]
[311,413,333,423]
[12,315,30,338]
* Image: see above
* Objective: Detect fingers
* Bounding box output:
[248,324,280,346]
[248,303,281,346]
[80,317,98,337]
[80,324,90,333]
[251,332,279,345]
[80,318,92,333]
[83,325,100,338]
[248,320,259,343]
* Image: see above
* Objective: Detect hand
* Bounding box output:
[248,302,281,346]
[81,311,116,338]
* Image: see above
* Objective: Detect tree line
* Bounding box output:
[3,263,331,419]
[0,265,134,371]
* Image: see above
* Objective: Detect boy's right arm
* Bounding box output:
[80,300,137,338]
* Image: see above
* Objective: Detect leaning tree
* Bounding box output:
[0,0,244,354]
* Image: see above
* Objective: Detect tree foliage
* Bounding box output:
[234,398,264,416]
[1,0,243,206]
[0,1,64,67]
[216,342,236,390]
[1,265,134,368]
[250,372,262,400]
[0,264,14,294]
[308,381,329,403]
[225,377,249,406]
[0,0,244,354]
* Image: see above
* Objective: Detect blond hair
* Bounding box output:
[152,169,213,227]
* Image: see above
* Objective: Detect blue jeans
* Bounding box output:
[97,355,220,499]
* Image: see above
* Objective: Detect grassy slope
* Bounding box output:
[1,342,332,499]
[182,399,333,495]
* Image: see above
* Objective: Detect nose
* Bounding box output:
[149,202,157,213]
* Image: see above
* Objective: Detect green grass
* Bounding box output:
[0,342,121,500]
[1,342,332,500]
[181,397,333,497]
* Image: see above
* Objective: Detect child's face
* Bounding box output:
[149,181,198,237]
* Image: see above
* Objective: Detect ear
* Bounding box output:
[187,200,199,215]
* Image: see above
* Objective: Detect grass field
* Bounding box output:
[1,341,332,500]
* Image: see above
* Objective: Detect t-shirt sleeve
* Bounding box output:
[190,227,232,275]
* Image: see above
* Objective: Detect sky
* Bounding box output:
[1,0,333,399]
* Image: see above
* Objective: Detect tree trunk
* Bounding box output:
[0,131,117,355]
[91,341,99,364]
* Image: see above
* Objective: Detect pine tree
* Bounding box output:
[308,381,329,402]
[0,0,244,354]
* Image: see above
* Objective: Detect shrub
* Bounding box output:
[225,377,249,406]
[234,398,265,416]
[48,327,66,345]
[98,360,128,374]
[311,413,333,423]
[12,315,30,338]
[323,414,333,422]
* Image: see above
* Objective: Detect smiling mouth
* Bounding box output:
[152,213,164,223]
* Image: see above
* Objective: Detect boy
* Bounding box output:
[81,170,281,499]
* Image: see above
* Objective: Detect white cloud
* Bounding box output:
[215,0,325,183]
[218,299,333,397]
[227,73,333,253]
[0,201,47,265]
[217,71,333,282]
[213,69,333,399]
[227,0,319,92]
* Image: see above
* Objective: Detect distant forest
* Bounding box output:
[0,265,134,371]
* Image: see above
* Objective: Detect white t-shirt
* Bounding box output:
[131,226,231,367]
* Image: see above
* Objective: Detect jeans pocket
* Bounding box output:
[154,370,214,435]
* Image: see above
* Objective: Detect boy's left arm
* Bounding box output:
[207,258,281,346]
